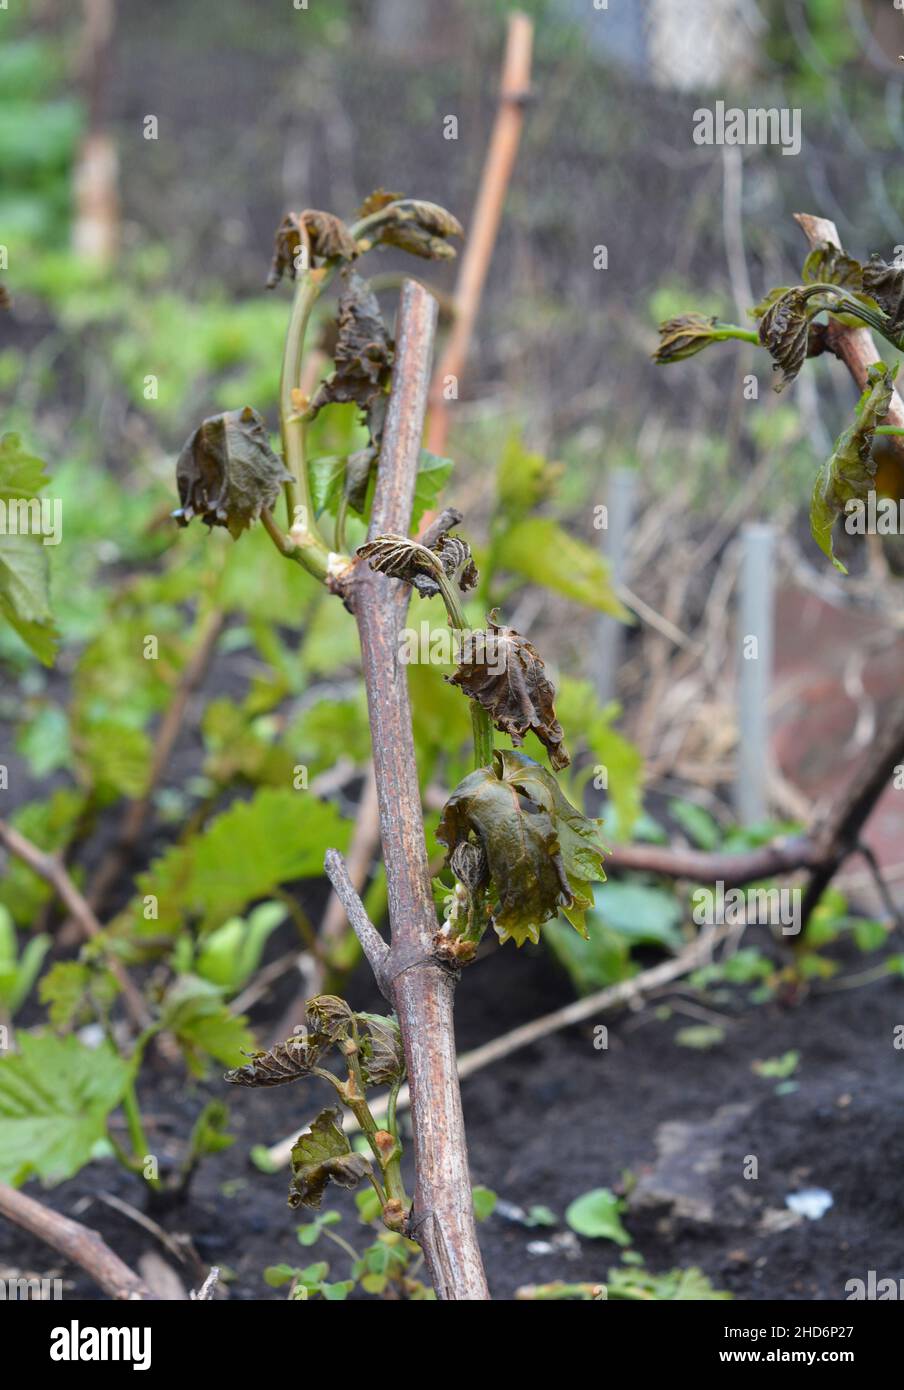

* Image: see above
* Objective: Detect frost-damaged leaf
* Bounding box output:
[861,255,904,336]
[652,314,721,364]
[802,243,863,292]
[224,1029,331,1087]
[308,272,393,421]
[356,188,403,218]
[173,406,292,539]
[306,994,355,1042]
[447,609,569,770]
[161,976,255,1076]
[758,288,811,392]
[369,198,463,261]
[267,210,358,287]
[356,1013,405,1086]
[437,750,607,946]
[494,516,631,620]
[496,749,608,939]
[288,1107,372,1209]
[810,362,895,573]
[358,520,478,596]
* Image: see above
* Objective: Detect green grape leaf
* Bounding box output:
[0,436,58,664]
[160,976,255,1075]
[0,1033,132,1186]
[494,517,631,620]
[133,787,350,936]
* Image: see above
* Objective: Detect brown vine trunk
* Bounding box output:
[343,280,489,1300]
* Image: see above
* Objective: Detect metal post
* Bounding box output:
[735,522,775,826]
[593,467,636,704]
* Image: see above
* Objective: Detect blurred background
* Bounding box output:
[2,0,904,1304]
[3,0,903,901]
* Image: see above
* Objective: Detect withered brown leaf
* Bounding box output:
[308,272,393,419]
[447,609,570,770]
[758,288,811,392]
[357,523,478,597]
[267,209,358,287]
[653,313,720,364]
[224,1028,331,1087]
[173,406,293,539]
[862,255,904,335]
[368,198,463,261]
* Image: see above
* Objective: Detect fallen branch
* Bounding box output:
[0,820,151,1030]
[0,1182,155,1300]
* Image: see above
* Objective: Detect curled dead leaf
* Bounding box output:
[267,209,358,287]
[758,288,811,392]
[447,609,569,770]
[308,272,393,420]
[173,406,293,539]
[653,313,721,364]
[224,1029,330,1087]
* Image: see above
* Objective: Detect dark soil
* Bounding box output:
[4,932,903,1302]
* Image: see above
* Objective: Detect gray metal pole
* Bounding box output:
[593,468,636,705]
[735,522,775,826]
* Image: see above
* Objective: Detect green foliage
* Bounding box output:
[0,1033,132,1186]
[752,1050,800,1080]
[547,879,683,994]
[0,906,50,1017]
[0,791,85,925]
[604,1263,732,1301]
[554,679,643,841]
[132,787,350,937]
[675,1025,725,1051]
[472,1185,498,1222]
[565,1188,632,1245]
[159,976,255,1075]
[39,960,120,1032]
[0,435,58,664]
[175,902,287,994]
[494,516,630,620]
